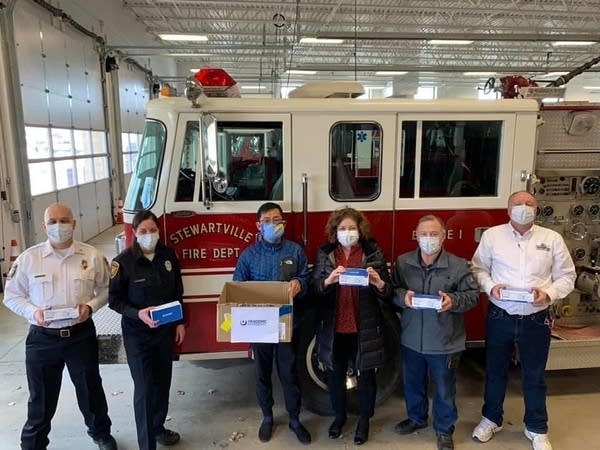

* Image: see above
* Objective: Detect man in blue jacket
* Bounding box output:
[233,202,311,445]
[391,215,479,450]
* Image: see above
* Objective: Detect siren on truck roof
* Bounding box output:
[185,68,241,107]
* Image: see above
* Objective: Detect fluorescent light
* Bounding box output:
[375,71,408,76]
[285,70,317,75]
[463,71,495,76]
[536,72,569,78]
[300,37,344,44]
[552,41,595,46]
[428,39,473,45]
[169,53,210,57]
[583,86,600,90]
[159,34,208,42]
[241,85,267,90]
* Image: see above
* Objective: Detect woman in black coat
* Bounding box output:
[312,207,392,445]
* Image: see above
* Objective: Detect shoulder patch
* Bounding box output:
[7,262,17,280]
[110,261,120,279]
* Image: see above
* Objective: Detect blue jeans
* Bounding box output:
[402,345,459,435]
[482,303,551,434]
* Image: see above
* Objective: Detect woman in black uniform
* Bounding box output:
[109,211,185,450]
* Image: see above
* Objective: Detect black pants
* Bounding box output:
[328,332,377,420]
[21,320,111,450]
[252,342,301,420]
[123,323,175,450]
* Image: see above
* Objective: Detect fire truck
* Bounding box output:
[121,69,600,414]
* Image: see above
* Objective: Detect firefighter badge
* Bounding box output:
[110,261,120,279]
[165,260,172,272]
[81,259,88,270]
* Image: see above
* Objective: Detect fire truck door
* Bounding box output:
[291,113,397,259]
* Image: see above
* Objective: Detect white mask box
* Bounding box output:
[412,294,442,310]
[339,268,369,286]
[43,305,79,322]
[500,287,534,303]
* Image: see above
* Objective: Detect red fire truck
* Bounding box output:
[121,69,600,413]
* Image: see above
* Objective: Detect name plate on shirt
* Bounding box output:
[150,301,183,325]
[412,294,442,310]
[339,268,369,286]
[43,305,79,322]
[500,287,534,303]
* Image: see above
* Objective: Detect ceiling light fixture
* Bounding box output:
[375,71,408,75]
[463,71,496,76]
[241,85,267,89]
[159,34,208,41]
[170,53,210,57]
[583,86,600,90]
[285,70,317,75]
[428,39,473,45]
[551,41,595,46]
[300,37,344,44]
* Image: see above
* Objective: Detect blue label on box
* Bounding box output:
[150,302,183,325]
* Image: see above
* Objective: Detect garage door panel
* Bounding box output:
[95,179,113,231]
[78,183,99,240]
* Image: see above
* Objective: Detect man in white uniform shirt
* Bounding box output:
[3,203,117,450]
[470,191,575,450]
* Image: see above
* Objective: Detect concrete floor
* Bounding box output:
[1,227,599,449]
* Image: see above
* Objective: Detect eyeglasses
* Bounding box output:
[260,218,286,225]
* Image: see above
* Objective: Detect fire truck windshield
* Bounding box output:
[124,120,166,211]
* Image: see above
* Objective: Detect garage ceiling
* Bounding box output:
[119,0,600,93]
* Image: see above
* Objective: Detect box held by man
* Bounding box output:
[217,281,292,343]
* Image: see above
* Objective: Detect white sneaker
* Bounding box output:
[472,417,503,443]
[524,429,553,450]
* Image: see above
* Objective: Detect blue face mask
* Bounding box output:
[261,222,285,243]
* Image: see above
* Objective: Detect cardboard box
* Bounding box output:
[217,281,293,343]
[43,305,79,322]
[412,294,442,310]
[339,268,369,286]
[500,287,534,303]
[150,301,183,325]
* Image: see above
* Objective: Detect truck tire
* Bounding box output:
[296,306,402,416]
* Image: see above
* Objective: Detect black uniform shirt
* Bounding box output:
[109,242,184,329]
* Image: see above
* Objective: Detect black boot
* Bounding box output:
[354,417,369,446]
[328,415,347,439]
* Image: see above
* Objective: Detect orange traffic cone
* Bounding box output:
[9,239,19,263]
[115,197,124,224]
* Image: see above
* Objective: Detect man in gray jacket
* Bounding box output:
[391,215,479,450]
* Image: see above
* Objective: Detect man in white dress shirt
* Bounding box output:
[3,203,117,450]
[470,191,575,450]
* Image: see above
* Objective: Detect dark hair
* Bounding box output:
[325,207,370,244]
[257,202,283,219]
[132,210,159,230]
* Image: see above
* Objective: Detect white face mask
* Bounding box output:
[337,229,359,248]
[137,232,159,252]
[46,223,74,244]
[510,204,536,225]
[418,236,442,255]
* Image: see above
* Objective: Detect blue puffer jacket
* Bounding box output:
[391,249,479,355]
[312,238,393,372]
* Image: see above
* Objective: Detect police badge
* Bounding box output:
[165,260,172,272]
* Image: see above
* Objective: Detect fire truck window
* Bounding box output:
[399,121,417,198]
[175,121,199,202]
[212,121,283,201]
[124,120,166,210]
[419,121,501,198]
[329,122,382,201]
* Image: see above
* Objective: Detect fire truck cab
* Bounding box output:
[122,70,600,413]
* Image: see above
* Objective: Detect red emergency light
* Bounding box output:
[192,68,241,98]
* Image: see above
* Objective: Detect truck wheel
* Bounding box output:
[296,307,402,416]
